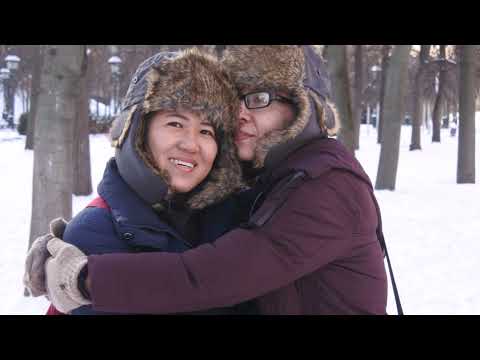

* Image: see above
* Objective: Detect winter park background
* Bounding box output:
[1,111,478,315]
[0,45,478,315]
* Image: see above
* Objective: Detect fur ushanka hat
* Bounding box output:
[110,48,243,209]
[222,45,340,169]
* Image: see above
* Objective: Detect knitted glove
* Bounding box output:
[23,217,68,297]
[50,217,68,238]
[45,237,91,313]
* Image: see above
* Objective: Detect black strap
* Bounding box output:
[383,238,404,315]
[370,194,404,315]
[245,171,308,228]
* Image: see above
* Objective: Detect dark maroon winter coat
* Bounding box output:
[87,138,388,315]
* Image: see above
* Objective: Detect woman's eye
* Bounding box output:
[201,129,215,137]
[167,122,183,128]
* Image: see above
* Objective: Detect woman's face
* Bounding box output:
[147,110,218,193]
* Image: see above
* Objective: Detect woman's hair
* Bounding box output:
[135,111,165,178]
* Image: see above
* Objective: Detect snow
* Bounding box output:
[89,98,110,117]
[108,56,122,64]
[0,117,478,315]
[0,132,114,315]
[5,55,21,63]
[356,120,480,314]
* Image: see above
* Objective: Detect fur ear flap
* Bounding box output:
[110,105,138,148]
[309,91,341,136]
[325,100,341,136]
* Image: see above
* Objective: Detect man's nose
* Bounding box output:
[238,102,253,125]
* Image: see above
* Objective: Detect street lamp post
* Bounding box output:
[4,55,21,129]
[108,56,122,118]
[0,67,11,128]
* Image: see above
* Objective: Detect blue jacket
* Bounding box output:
[64,158,223,314]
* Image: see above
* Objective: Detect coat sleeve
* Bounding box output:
[88,171,360,314]
[64,207,136,315]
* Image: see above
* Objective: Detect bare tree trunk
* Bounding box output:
[25,46,44,150]
[22,89,27,114]
[353,45,364,150]
[410,45,431,151]
[73,46,92,196]
[26,86,30,112]
[375,45,412,190]
[424,101,429,130]
[432,45,447,142]
[377,45,391,144]
[167,45,187,51]
[215,45,227,59]
[149,45,163,54]
[29,46,83,248]
[326,45,355,153]
[449,101,456,125]
[457,45,476,184]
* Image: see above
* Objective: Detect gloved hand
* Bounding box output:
[23,217,68,297]
[45,237,91,314]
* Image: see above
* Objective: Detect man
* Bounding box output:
[25,45,388,314]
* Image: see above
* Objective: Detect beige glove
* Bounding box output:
[23,217,68,297]
[45,237,92,313]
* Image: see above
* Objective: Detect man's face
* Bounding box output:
[234,92,296,161]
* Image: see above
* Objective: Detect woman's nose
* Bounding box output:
[177,129,200,153]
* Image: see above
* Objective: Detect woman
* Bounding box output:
[35,47,244,314]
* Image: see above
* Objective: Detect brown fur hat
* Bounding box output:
[110,48,243,209]
[223,45,340,168]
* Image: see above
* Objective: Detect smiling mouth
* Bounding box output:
[169,158,197,172]
[235,130,255,142]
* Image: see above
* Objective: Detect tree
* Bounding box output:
[25,46,44,150]
[149,45,165,53]
[29,46,84,248]
[377,45,391,144]
[353,45,364,150]
[457,45,477,184]
[326,45,355,153]
[410,45,431,151]
[215,45,227,58]
[432,45,448,142]
[73,46,92,195]
[375,45,412,190]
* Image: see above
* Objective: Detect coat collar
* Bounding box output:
[98,158,182,234]
[268,138,373,189]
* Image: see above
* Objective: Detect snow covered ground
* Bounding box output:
[0,132,114,315]
[0,120,478,315]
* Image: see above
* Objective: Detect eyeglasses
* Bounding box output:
[241,91,294,110]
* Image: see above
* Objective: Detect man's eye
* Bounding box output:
[253,95,263,103]
[167,122,182,128]
[250,93,268,105]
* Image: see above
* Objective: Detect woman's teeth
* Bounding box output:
[169,158,195,169]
